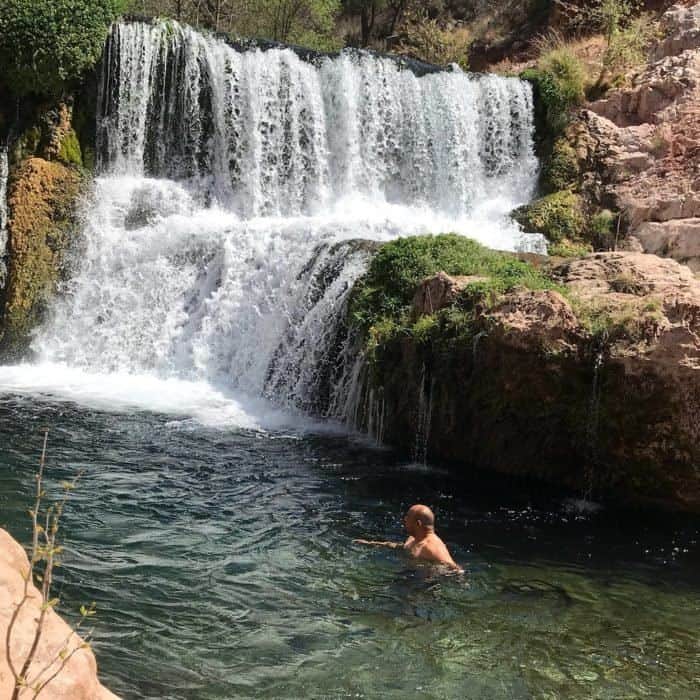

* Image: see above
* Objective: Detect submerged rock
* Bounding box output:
[0,528,118,699]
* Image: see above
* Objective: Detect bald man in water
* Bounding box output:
[354,504,463,572]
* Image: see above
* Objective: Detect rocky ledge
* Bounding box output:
[525,2,700,269]
[0,528,118,699]
[348,239,700,512]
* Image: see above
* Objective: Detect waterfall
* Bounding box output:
[0,147,8,290]
[21,20,544,425]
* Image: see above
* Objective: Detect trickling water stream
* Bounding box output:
[0,146,8,290]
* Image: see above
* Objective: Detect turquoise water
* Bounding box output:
[1,395,699,699]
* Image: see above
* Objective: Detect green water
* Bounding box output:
[0,396,698,699]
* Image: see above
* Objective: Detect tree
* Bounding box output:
[345,0,385,46]
[0,0,127,98]
[252,0,341,48]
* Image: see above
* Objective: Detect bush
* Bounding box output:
[542,137,580,193]
[548,239,593,258]
[512,191,586,244]
[0,0,126,97]
[349,234,558,336]
[589,209,619,249]
[522,44,586,135]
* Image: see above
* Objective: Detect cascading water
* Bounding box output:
[7,20,545,427]
[0,146,8,290]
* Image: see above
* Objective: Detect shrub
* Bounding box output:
[548,239,593,258]
[602,14,657,83]
[589,209,618,249]
[349,234,559,336]
[0,0,126,97]
[522,43,586,135]
[542,137,580,193]
[512,191,586,244]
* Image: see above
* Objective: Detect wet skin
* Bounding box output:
[354,504,463,573]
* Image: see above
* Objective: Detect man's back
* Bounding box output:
[404,532,461,571]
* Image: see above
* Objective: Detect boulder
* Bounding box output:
[0,528,118,699]
[634,219,700,270]
[411,271,489,317]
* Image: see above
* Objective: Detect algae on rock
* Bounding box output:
[0,157,84,358]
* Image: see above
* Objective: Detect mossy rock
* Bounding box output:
[10,126,42,165]
[512,191,585,244]
[542,138,580,194]
[57,128,83,168]
[0,157,83,358]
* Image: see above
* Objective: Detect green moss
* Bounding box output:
[0,159,83,358]
[512,191,585,244]
[542,137,580,193]
[348,234,560,344]
[57,129,83,167]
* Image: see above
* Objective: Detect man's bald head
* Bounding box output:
[404,504,435,536]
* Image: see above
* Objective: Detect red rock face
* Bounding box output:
[411,272,489,318]
[0,529,119,700]
[361,253,700,511]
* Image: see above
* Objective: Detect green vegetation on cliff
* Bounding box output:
[349,234,559,343]
[0,0,126,97]
[521,44,586,136]
[512,191,586,244]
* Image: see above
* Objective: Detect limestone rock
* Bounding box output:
[652,3,700,60]
[564,3,700,267]
[411,271,489,317]
[358,251,700,511]
[634,219,700,270]
[0,157,83,359]
[0,528,118,699]
[488,289,580,352]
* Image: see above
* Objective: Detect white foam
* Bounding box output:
[0,363,297,430]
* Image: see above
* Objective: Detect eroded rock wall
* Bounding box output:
[557,3,700,268]
[0,101,87,359]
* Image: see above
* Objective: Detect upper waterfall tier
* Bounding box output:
[97,21,538,219]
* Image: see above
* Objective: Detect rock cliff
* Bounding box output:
[0,101,86,359]
[349,245,700,512]
[0,528,118,699]
[539,3,700,269]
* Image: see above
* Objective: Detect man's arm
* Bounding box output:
[353,538,403,549]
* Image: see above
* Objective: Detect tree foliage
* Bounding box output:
[129,0,342,49]
[0,0,126,97]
